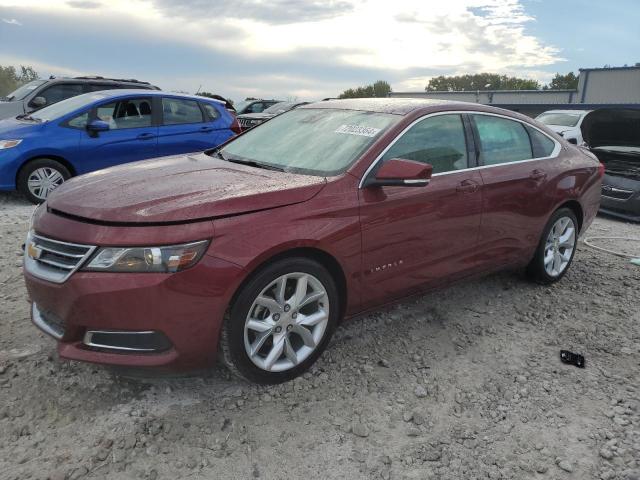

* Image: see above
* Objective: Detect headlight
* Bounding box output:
[82,240,209,273]
[0,139,22,150]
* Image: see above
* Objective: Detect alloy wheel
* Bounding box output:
[243,272,329,372]
[543,216,576,277]
[27,167,65,200]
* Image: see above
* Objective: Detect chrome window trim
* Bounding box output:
[359,110,562,188]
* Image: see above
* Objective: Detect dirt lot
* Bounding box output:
[0,191,638,480]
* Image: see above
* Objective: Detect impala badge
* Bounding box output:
[370,259,404,274]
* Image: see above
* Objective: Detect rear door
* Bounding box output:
[358,113,484,309]
[470,113,560,265]
[77,96,158,172]
[156,97,225,156]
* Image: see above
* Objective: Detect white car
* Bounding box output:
[535,109,591,145]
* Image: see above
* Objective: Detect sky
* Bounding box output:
[0,0,638,102]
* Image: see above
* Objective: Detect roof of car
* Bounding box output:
[301,97,468,115]
[89,89,225,104]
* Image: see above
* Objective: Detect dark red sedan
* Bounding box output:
[23,99,603,383]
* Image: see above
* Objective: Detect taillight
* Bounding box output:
[598,163,605,178]
[230,117,242,135]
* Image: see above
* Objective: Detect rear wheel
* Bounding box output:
[220,257,339,384]
[526,207,578,284]
[18,158,71,204]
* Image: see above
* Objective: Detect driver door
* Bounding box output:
[358,113,484,309]
[77,96,159,173]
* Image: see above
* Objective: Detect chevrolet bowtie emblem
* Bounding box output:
[27,242,42,260]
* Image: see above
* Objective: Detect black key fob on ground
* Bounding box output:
[560,350,585,368]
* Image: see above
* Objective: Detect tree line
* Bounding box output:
[0,65,39,97]
[338,72,580,99]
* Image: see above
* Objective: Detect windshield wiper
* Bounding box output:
[226,158,286,172]
[16,114,42,122]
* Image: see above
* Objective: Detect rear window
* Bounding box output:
[162,98,204,125]
[474,115,533,165]
[536,112,581,127]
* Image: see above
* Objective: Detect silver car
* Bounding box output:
[0,76,159,120]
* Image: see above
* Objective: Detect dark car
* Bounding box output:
[234,99,283,115]
[237,101,309,130]
[0,76,160,121]
[581,108,640,222]
[23,99,602,383]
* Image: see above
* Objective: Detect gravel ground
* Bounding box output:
[1,191,639,480]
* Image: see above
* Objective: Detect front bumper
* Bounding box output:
[599,175,640,222]
[25,254,246,370]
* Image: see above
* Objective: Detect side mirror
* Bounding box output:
[30,96,47,108]
[364,158,432,188]
[87,119,110,133]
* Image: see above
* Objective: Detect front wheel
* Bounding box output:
[526,208,578,284]
[220,257,339,384]
[18,158,71,204]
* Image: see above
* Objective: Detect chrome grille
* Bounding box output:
[601,185,634,200]
[238,118,253,128]
[24,231,96,283]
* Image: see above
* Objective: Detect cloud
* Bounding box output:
[66,1,102,8]
[0,0,565,99]
[151,0,355,25]
[2,17,21,25]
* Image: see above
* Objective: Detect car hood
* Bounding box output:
[238,112,273,120]
[47,153,327,224]
[544,124,575,135]
[0,116,42,137]
[0,101,22,121]
[581,108,640,149]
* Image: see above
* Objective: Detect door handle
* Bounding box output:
[529,169,547,180]
[456,179,479,193]
[137,132,156,140]
[200,126,215,133]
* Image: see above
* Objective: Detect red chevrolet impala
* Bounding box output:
[23,99,602,383]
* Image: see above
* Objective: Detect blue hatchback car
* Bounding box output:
[0,89,240,203]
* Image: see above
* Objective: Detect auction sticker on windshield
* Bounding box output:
[335,124,381,137]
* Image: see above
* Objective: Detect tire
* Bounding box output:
[526,207,579,284]
[220,257,339,384]
[17,158,71,204]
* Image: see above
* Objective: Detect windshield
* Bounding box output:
[536,112,581,127]
[263,102,296,114]
[234,100,251,112]
[30,92,108,121]
[4,80,46,101]
[219,108,399,176]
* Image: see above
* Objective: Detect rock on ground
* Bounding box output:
[1,192,639,479]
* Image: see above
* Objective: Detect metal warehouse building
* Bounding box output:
[390,66,640,117]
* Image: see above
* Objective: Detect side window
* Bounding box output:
[67,112,89,129]
[381,114,468,174]
[37,83,84,106]
[526,126,556,158]
[473,115,532,165]
[95,98,152,129]
[162,98,204,125]
[202,103,220,121]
